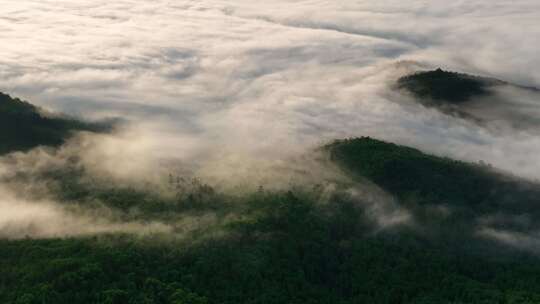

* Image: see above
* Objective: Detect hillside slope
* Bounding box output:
[397,68,495,104]
[326,137,540,233]
[3,137,540,303]
[0,92,109,155]
[396,69,540,130]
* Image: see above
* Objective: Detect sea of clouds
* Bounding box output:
[1,0,539,179]
[1,1,540,240]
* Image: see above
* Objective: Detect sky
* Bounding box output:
[1,0,540,180]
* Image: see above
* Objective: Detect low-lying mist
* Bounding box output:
[0,124,418,240]
[1,0,539,181]
[0,184,173,239]
[1,1,540,256]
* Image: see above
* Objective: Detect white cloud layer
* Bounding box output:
[0,185,172,239]
[0,0,540,181]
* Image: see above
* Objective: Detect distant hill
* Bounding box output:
[397,69,540,129]
[326,137,540,232]
[0,92,110,155]
[397,68,497,104]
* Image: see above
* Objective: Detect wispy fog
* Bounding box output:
[0,0,539,180]
[1,1,540,241]
[0,185,172,239]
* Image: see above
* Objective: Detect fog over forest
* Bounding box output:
[2,2,540,303]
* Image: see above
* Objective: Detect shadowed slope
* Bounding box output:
[0,92,110,155]
[397,68,495,104]
[325,137,540,234]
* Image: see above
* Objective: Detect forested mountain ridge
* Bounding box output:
[2,93,540,303]
[326,137,540,242]
[0,92,110,155]
[3,132,540,303]
[397,68,495,104]
[325,137,537,209]
[396,69,540,130]
[397,69,540,104]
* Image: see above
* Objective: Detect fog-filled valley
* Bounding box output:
[2,1,540,303]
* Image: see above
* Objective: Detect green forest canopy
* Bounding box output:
[3,94,540,303]
[3,136,540,303]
